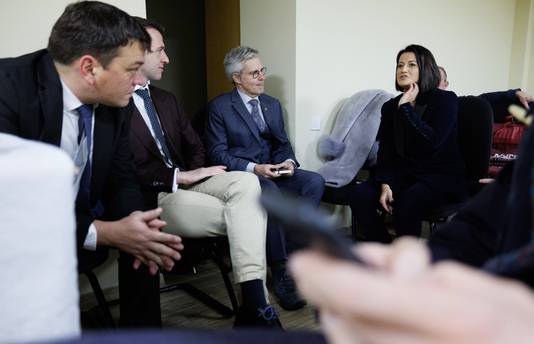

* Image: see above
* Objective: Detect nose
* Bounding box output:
[162,50,169,64]
[132,70,147,86]
[257,72,265,81]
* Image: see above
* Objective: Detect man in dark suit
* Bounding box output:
[205,46,325,310]
[129,18,282,327]
[0,1,183,327]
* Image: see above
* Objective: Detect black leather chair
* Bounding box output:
[423,95,494,231]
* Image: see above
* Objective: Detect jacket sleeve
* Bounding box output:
[374,100,396,186]
[479,89,521,123]
[205,100,251,171]
[0,70,21,135]
[398,91,458,155]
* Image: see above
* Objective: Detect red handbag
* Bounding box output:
[488,115,525,177]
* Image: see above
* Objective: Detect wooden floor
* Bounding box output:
[80,259,321,332]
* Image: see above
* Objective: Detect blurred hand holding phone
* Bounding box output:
[260,191,366,264]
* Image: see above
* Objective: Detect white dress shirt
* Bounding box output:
[60,80,97,250]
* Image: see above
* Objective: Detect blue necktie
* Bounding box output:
[135,88,175,167]
[76,104,93,209]
[249,99,266,133]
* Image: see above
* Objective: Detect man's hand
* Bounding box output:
[515,90,534,110]
[290,238,534,344]
[271,160,295,177]
[398,83,419,107]
[254,164,280,179]
[95,208,184,275]
[379,183,394,214]
[176,165,226,185]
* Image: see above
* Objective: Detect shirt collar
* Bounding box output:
[60,79,83,112]
[134,80,151,93]
[237,88,260,107]
[60,79,99,113]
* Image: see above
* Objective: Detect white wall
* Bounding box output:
[294,0,516,170]
[241,0,518,170]
[240,0,297,140]
[0,0,146,58]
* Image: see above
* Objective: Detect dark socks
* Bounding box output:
[240,279,268,311]
[270,260,287,281]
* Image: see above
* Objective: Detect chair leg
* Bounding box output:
[159,241,237,318]
[160,282,235,318]
[83,270,116,328]
[351,211,358,242]
[210,243,239,313]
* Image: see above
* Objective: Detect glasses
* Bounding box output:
[242,67,267,79]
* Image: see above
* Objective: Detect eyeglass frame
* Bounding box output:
[237,67,267,79]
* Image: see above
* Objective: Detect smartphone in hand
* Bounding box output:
[271,168,292,175]
[260,191,366,264]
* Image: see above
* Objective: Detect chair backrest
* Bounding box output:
[457,96,494,194]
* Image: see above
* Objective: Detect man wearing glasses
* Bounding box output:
[205,46,325,312]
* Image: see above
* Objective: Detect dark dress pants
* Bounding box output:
[350,178,446,243]
[118,251,162,328]
[258,169,325,263]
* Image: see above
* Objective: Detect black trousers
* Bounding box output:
[348,177,447,243]
[118,252,161,328]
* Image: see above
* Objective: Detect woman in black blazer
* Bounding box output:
[351,44,466,243]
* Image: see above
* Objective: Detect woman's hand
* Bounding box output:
[398,83,419,107]
[379,184,394,214]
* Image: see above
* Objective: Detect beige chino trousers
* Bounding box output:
[158,171,267,286]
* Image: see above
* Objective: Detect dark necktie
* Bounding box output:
[76,104,93,209]
[135,88,175,167]
[249,99,266,133]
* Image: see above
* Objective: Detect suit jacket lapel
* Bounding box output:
[231,89,261,143]
[149,86,181,162]
[131,105,164,161]
[37,53,63,145]
[259,95,276,134]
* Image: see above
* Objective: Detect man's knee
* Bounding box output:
[226,171,261,194]
[259,176,280,193]
[307,172,325,193]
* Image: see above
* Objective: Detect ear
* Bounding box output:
[78,55,100,86]
[231,73,241,86]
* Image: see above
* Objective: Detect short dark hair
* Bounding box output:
[133,16,166,42]
[395,44,440,94]
[48,1,150,68]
